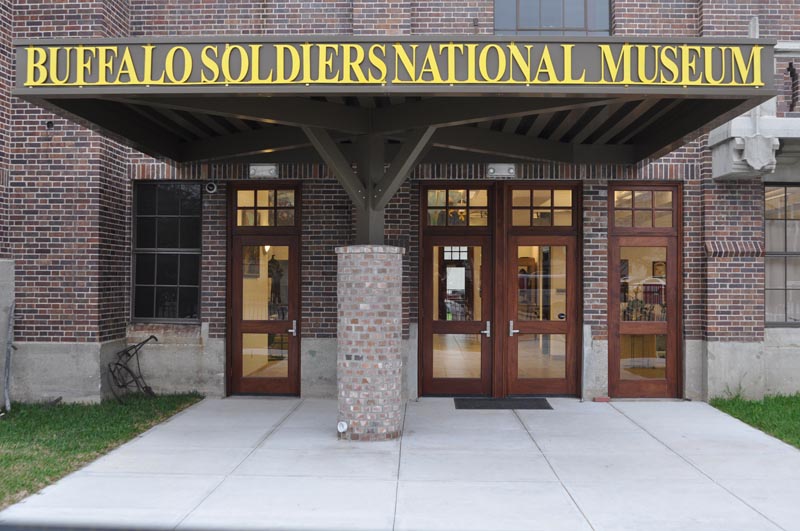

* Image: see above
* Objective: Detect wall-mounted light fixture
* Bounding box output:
[486,163,517,178]
[249,163,278,179]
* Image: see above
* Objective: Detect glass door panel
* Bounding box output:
[422,237,492,395]
[507,236,578,395]
[609,236,678,397]
[231,235,299,394]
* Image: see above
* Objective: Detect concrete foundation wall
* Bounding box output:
[684,339,708,401]
[764,329,800,396]
[403,323,419,400]
[301,338,337,398]
[581,325,608,400]
[7,340,125,403]
[0,259,13,404]
[128,324,224,397]
[707,341,766,399]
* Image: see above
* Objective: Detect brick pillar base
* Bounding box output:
[336,245,404,441]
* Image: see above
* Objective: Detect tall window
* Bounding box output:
[494,0,610,36]
[765,185,800,324]
[133,182,202,321]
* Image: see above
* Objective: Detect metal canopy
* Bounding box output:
[30,94,761,165]
[14,36,775,166]
[13,36,776,242]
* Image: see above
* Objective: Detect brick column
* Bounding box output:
[336,245,404,441]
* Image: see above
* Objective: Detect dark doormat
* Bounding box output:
[454,397,552,410]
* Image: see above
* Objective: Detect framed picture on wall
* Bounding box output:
[243,246,261,278]
[652,260,666,278]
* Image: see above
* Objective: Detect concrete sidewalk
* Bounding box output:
[1,397,799,531]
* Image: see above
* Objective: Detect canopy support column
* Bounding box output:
[355,134,385,245]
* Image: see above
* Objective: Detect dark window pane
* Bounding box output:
[157,218,180,248]
[136,218,156,249]
[155,287,178,318]
[541,0,563,27]
[180,184,201,215]
[788,188,800,220]
[564,0,584,27]
[276,209,295,226]
[157,184,181,215]
[519,0,540,28]
[180,217,201,249]
[766,257,785,289]
[136,254,156,285]
[134,286,154,318]
[136,184,157,215]
[495,0,517,29]
[788,257,800,289]
[157,254,179,285]
[767,219,786,252]
[180,254,201,286]
[789,290,800,323]
[428,209,445,226]
[766,289,785,322]
[587,0,609,29]
[134,182,204,322]
[788,220,800,252]
[178,287,199,319]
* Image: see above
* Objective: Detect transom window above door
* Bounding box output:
[494,0,610,36]
[511,188,573,227]
[237,189,296,227]
[613,189,674,229]
[426,188,489,227]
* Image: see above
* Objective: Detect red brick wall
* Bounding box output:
[613,0,699,36]
[354,0,409,34]
[411,0,493,34]
[700,0,800,39]
[0,2,10,261]
[9,0,131,342]
[130,0,353,36]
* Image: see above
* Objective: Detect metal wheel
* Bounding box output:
[107,363,138,404]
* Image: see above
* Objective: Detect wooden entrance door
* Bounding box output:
[418,183,582,397]
[608,236,680,397]
[231,235,300,394]
[608,184,681,398]
[421,235,493,396]
[228,183,301,395]
[506,235,579,395]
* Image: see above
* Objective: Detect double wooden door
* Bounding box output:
[420,184,581,397]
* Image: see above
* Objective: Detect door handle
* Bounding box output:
[509,320,520,337]
[480,321,491,338]
[557,313,566,320]
[288,319,297,337]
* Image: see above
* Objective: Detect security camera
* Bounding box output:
[204,181,218,194]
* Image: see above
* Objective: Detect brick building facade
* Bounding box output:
[0,0,798,403]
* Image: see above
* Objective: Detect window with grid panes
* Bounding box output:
[133,182,202,321]
[765,185,800,324]
[426,189,489,227]
[494,0,610,36]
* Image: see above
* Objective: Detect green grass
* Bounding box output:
[0,393,202,510]
[711,393,800,449]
